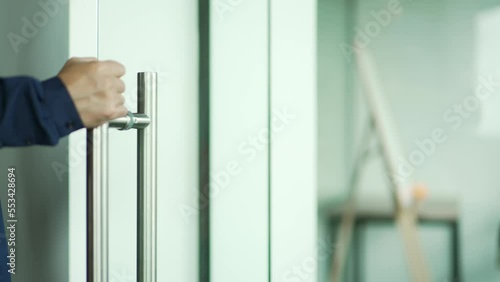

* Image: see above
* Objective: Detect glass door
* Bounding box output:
[210,0,270,281]
[68,0,199,281]
[99,0,199,281]
[68,1,317,282]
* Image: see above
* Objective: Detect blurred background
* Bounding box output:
[318,0,500,281]
[0,0,499,281]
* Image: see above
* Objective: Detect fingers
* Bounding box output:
[116,105,128,117]
[100,60,126,77]
[101,69,127,120]
[114,93,126,107]
[110,88,127,116]
[66,57,97,66]
[62,57,129,127]
[69,58,126,77]
[115,78,126,93]
[109,105,128,120]
[75,57,98,62]
[103,101,128,121]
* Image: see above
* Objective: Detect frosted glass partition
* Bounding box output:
[0,1,70,282]
[210,1,318,281]
[99,1,199,281]
[210,0,270,281]
[270,0,318,281]
[69,0,199,281]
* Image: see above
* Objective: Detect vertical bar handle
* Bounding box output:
[137,72,158,282]
[87,124,109,282]
[88,72,158,282]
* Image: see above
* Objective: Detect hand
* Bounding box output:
[58,57,128,128]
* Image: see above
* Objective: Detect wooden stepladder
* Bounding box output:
[330,47,431,282]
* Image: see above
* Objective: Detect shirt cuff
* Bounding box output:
[41,77,84,138]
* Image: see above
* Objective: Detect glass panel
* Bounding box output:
[0,1,70,281]
[98,0,199,281]
[269,1,318,281]
[210,0,270,281]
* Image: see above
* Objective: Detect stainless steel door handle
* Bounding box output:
[87,72,158,282]
[109,112,151,130]
[135,72,158,282]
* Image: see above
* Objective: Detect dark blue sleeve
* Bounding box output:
[0,76,84,147]
[0,203,10,281]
